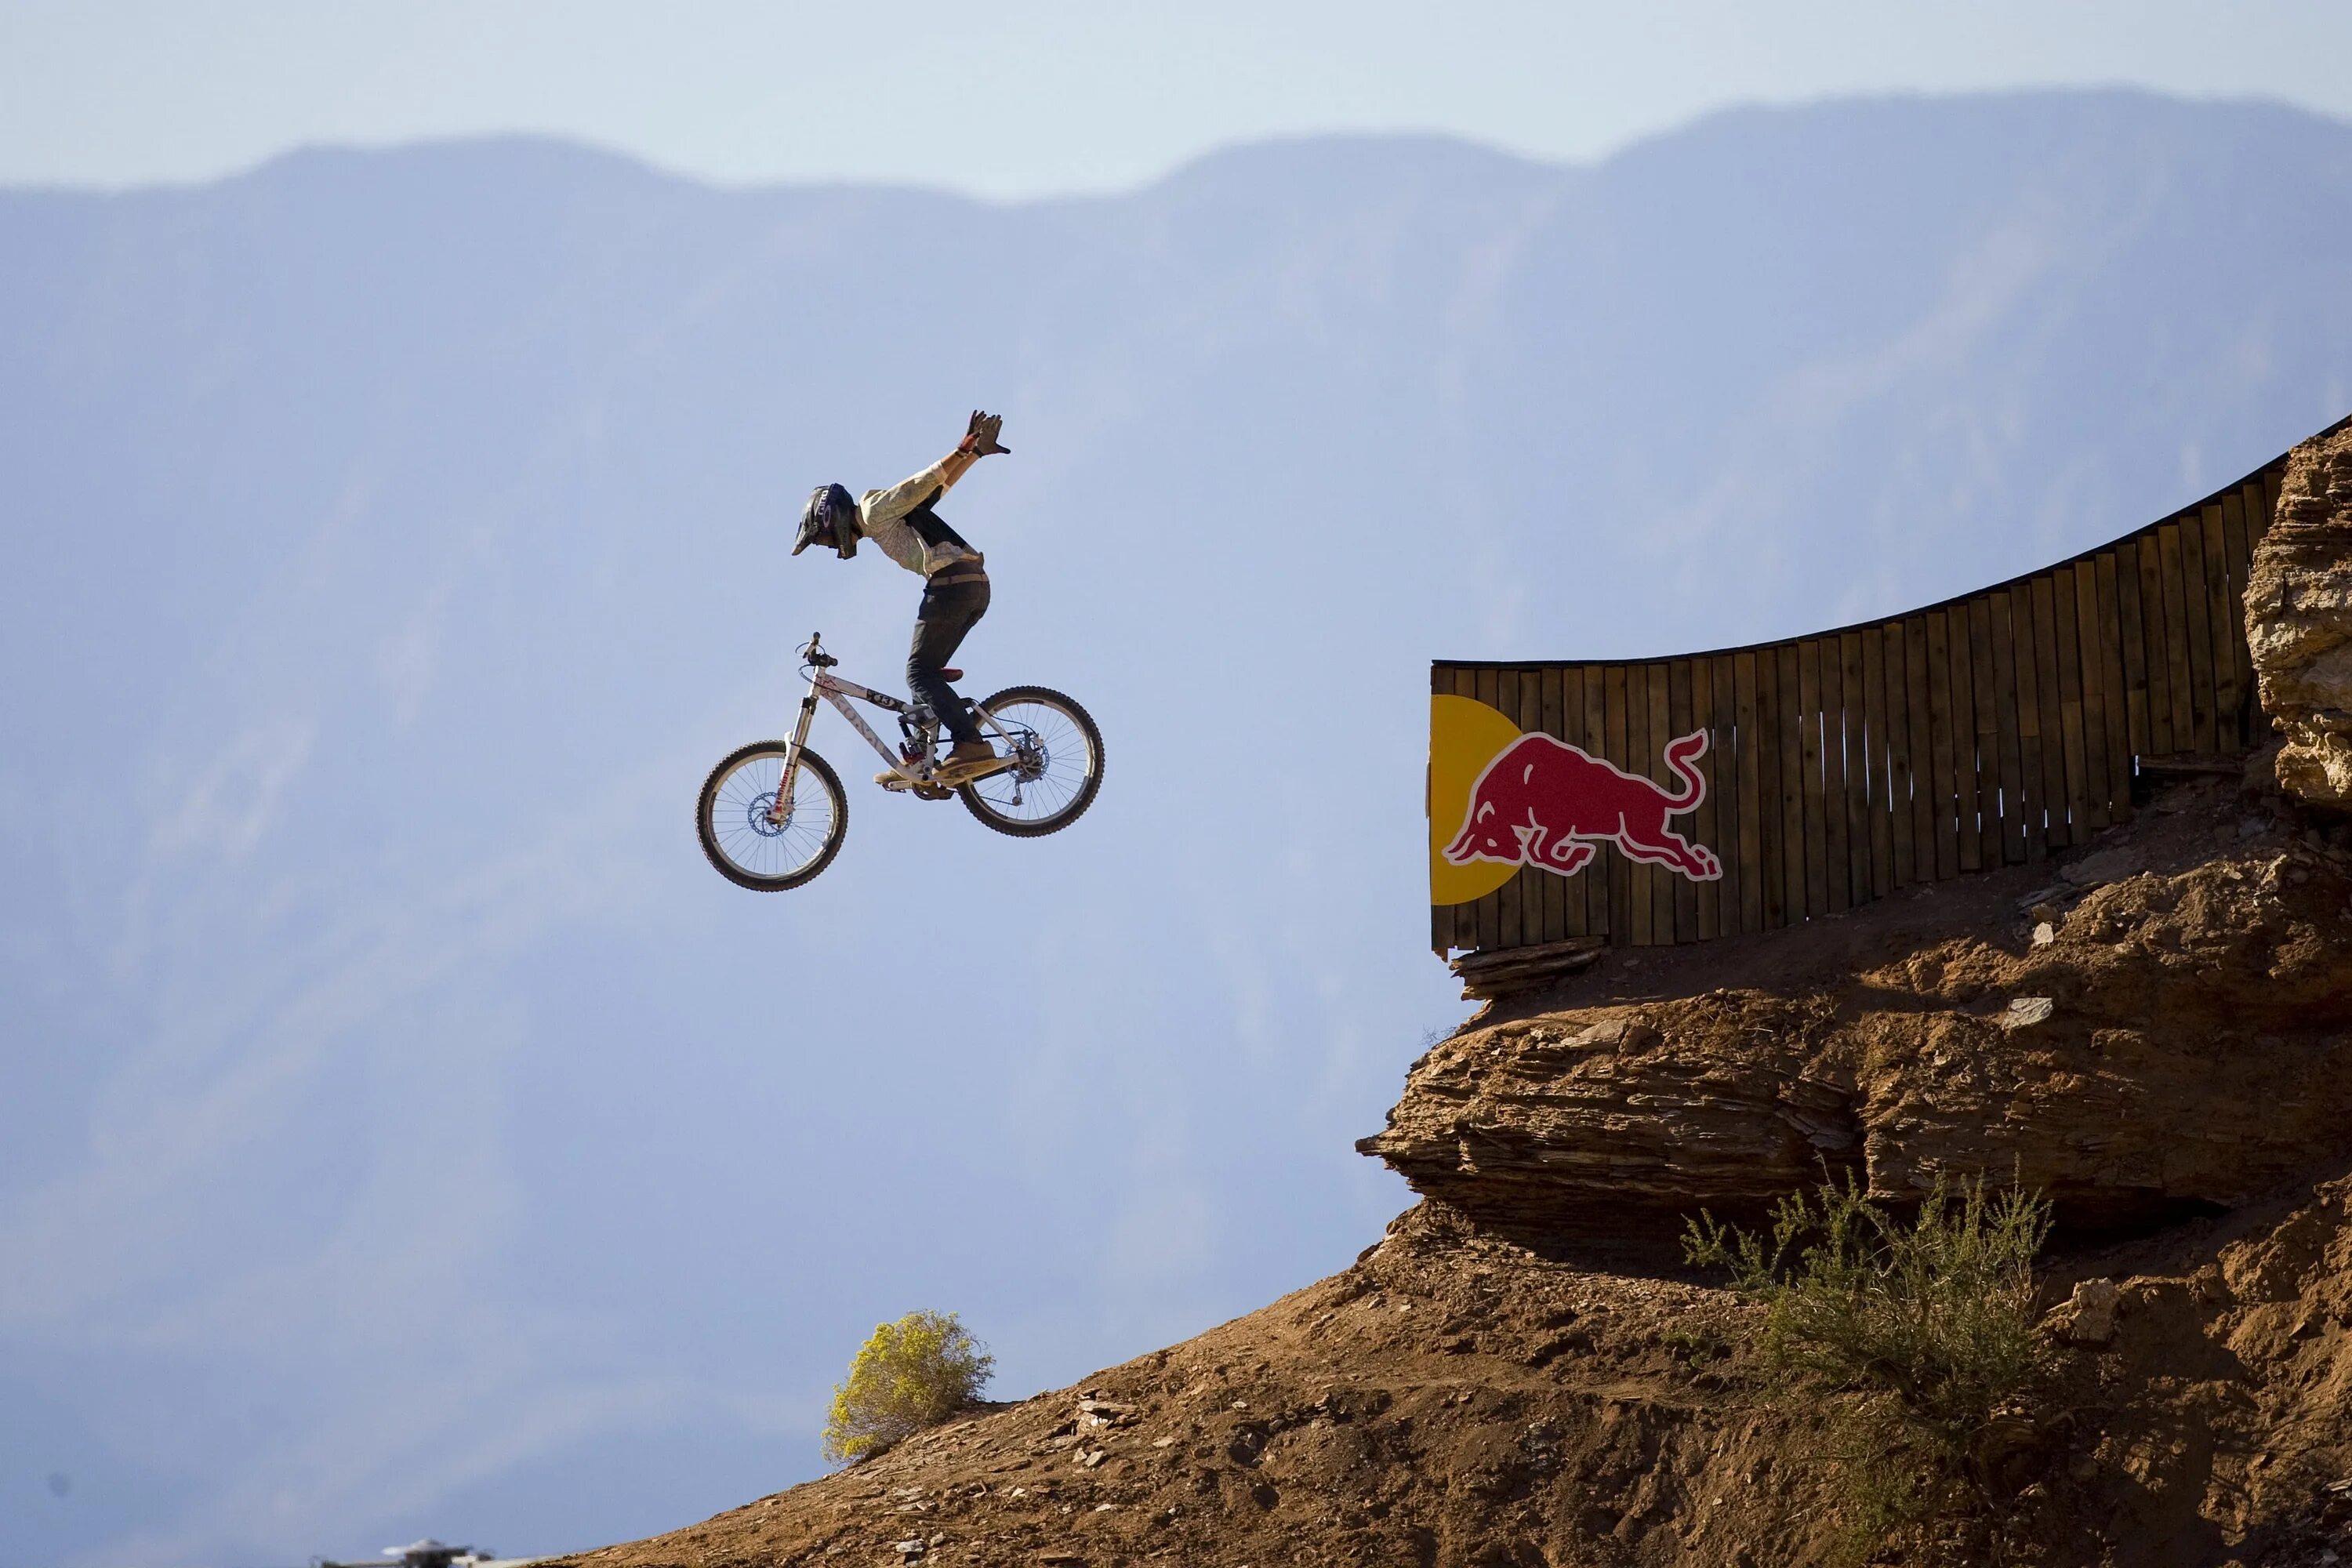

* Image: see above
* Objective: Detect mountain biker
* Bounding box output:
[792,411,1011,785]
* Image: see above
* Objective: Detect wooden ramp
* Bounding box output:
[1428,426,2335,955]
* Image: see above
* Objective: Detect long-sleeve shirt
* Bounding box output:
[857,459,984,578]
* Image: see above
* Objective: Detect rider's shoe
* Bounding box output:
[934,740,1007,782]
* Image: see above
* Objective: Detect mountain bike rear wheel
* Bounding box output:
[698,741,848,890]
[959,686,1104,838]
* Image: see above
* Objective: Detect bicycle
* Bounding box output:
[697,632,1105,891]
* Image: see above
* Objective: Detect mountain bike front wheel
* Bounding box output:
[960,686,1104,838]
[698,741,848,890]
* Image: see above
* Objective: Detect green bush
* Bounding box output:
[821,1310,995,1465]
[1683,1171,2055,1562]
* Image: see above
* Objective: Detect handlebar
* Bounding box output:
[799,632,839,670]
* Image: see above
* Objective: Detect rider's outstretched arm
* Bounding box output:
[863,412,1006,526]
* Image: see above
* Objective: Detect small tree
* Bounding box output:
[822,1310,995,1465]
[1684,1172,2056,1563]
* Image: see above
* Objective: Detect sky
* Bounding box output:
[6,0,2352,196]
[8,9,2352,1566]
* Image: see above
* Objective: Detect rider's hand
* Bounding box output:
[961,409,1010,456]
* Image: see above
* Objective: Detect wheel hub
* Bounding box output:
[746,789,791,837]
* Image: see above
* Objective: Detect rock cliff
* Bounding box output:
[2249,419,2352,808]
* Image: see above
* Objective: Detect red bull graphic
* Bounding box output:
[1443,728,1722,882]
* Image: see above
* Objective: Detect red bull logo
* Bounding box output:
[1428,694,1720,906]
[1446,729,1721,880]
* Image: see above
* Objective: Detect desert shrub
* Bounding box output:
[1683,1172,2056,1563]
[821,1310,995,1465]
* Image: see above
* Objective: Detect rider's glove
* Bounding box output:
[961,409,1011,456]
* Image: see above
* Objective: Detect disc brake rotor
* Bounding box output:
[747,789,791,837]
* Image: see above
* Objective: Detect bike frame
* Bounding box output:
[775,634,1015,813]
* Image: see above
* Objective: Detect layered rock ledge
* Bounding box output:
[1363,776,2352,1240]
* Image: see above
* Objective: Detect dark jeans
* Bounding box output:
[908,572,990,743]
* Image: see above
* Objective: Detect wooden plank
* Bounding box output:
[1862,627,1893,898]
[1814,637,1849,915]
[1776,642,1806,927]
[1692,659,1715,940]
[2009,583,2048,862]
[1431,663,1453,953]
[1756,644,1788,930]
[2198,502,2237,753]
[1605,665,1632,946]
[2136,530,2172,757]
[2222,490,2255,748]
[2264,463,2285,530]
[1552,667,1590,940]
[1838,632,1871,907]
[1514,667,1550,947]
[2029,573,2072,850]
[1629,664,1658,946]
[1924,611,1958,879]
[1648,663,1679,945]
[2107,552,2145,822]
[1966,596,2000,868]
[1539,667,1569,942]
[1797,637,1829,916]
[1582,666,1611,940]
[2226,485,2257,578]
[1670,659,1700,942]
[2157,523,2195,755]
[1883,622,1918,887]
[1441,664,1482,953]
[2071,561,2112,833]
[1734,651,1766,934]
[1904,616,1937,874]
[1989,592,2025,864]
[1704,655,1737,938]
[1950,601,1984,871]
[2178,515,2217,754]
[2051,564,2090,842]
[2116,538,2151,758]
[1491,668,1523,947]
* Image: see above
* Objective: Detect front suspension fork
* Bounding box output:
[772,691,818,824]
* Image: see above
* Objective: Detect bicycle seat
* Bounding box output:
[939,668,963,682]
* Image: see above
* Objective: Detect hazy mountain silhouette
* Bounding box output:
[2,90,2349,1566]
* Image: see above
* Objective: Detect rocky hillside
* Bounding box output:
[560,433,2352,1566]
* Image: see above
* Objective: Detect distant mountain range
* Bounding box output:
[2,89,2349,1568]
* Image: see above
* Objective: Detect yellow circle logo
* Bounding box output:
[1428,694,1524,906]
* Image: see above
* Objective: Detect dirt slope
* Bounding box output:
[562,779,2352,1568]
[561,1204,1827,1568]
[561,1175,2352,1568]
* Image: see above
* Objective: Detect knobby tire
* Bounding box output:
[697,741,848,891]
[958,686,1105,838]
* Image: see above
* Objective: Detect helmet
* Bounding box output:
[793,483,861,559]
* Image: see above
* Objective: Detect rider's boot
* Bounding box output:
[933,739,1004,783]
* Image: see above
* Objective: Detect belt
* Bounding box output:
[927,564,988,586]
